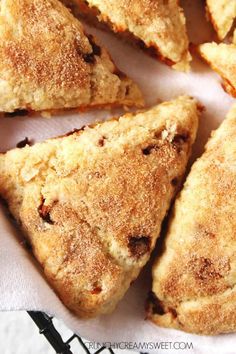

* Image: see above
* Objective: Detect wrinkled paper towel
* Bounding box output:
[0,1,235,353]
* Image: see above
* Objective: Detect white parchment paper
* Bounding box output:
[0,1,235,353]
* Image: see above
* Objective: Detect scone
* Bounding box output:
[0,0,143,114]
[206,0,236,40]
[147,105,236,335]
[0,96,199,318]
[62,0,191,71]
[199,42,236,98]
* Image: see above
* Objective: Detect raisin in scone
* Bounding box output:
[0,0,143,114]
[62,0,191,71]
[147,105,236,335]
[0,96,199,318]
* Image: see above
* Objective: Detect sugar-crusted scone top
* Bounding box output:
[0,97,199,317]
[0,0,143,113]
[65,0,191,71]
[148,105,236,335]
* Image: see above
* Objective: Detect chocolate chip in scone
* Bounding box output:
[16,137,32,148]
[98,138,104,147]
[83,52,96,64]
[91,282,102,295]
[82,35,101,64]
[172,133,189,153]
[169,307,177,318]
[88,34,101,56]
[98,136,106,147]
[75,39,95,64]
[38,199,54,224]
[146,291,165,315]
[142,144,157,155]
[5,109,29,118]
[171,177,179,187]
[128,235,150,258]
[154,130,162,139]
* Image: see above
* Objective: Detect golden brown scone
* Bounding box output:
[206,0,236,40]
[0,96,199,318]
[147,105,236,335]
[62,0,191,71]
[199,42,236,98]
[0,0,143,114]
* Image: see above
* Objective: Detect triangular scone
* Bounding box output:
[0,96,199,318]
[0,0,143,114]
[199,42,236,98]
[147,105,236,335]
[206,0,236,40]
[62,0,191,71]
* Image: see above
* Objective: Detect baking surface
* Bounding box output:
[0,1,235,353]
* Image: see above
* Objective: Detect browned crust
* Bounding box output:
[1,99,143,119]
[222,79,236,98]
